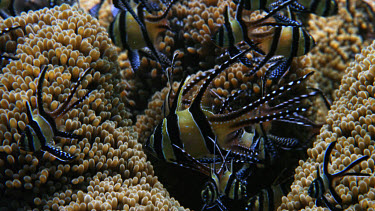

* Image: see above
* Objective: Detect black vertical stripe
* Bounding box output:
[109,11,131,50]
[34,126,47,149]
[260,0,267,10]
[267,187,275,211]
[224,6,235,48]
[119,11,128,47]
[280,183,290,195]
[166,114,186,161]
[218,26,224,47]
[28,119,47,148]
[108,18,116,44]
[224,174,236,199]
[302,29,311,55]
[258,192,264,211]
[37,66,48,119]
[170,75,188,114]
[153,122,165,160]
[310,0,320,14]
[290,26,300,58]
[188,72,215,155]
[166,114,182,147]
[318,177,326,197]
[270,27,282,56]
[9,0,17,16]
[24,126,35,151]
[190,108,215,154]
[323,0,331,16]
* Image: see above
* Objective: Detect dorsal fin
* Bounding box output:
[162,52,179,116]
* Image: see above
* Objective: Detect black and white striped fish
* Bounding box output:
[308,141,370,210]
[145,46,322,169]
[18,66,93,162]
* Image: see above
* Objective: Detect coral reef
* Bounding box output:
[278,40,375,210]
[0,0,374,209]
[0,4,185,210]
[135,62,316,143]
[117,0,277,113]
[296,0,374,101]
[134,0,375,209]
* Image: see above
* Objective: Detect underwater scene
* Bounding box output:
[0,0,374,210]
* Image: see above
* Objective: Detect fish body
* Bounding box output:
[213,3,315,79]
[109,1,169,49]
[235,0,338,17]
[20,104,76,162]
[291,0,338,16]
[241,3,315,78]
[201,166,247,210]
[18,66,93,162]
[170,140,247,211]
[245,176,292,211]
[110,0,174,71]
[253,23,315,58]
[308,141,370,210]
[146,46,320,167]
